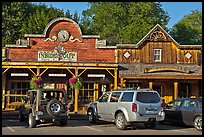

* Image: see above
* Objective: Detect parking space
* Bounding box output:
[2,119,202,135]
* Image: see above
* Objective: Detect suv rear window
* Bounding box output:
[120,92,134,102]
[136,92,160,103]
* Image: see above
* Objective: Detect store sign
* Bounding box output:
[38,45,77,62]
[11,73,29,76]
[87,74,106,78]
[48,74,66,77]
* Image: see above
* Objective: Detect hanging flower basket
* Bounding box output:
[68,75,82,90]
[30,75,43,89]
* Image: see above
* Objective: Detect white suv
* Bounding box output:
[87,88,165,130]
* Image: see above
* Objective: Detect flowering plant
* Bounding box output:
[30,75,43,89]
[68,75,82,90]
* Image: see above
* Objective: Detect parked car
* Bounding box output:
[162,98,202,131]
[18,89,69,128]
[87,88,165,130]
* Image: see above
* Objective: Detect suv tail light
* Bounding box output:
[132,103,137,112]
[36,106,44,115]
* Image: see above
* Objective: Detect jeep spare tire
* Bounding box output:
[46,99,63,116]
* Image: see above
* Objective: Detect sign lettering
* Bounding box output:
[38,46,77,62]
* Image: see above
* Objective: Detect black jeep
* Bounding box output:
[18,89,69,128]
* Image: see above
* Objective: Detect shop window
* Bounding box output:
[154,49,162,62]
[9,81,30,103]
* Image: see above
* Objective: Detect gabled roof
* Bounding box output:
[116,24,180,48]
[136,24,180,47]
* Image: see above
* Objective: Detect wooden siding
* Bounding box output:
[117,41,201,64]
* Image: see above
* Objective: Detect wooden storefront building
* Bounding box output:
[2,18,202,113]
[117,24,202,103]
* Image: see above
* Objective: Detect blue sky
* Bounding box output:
[32,2,202,29]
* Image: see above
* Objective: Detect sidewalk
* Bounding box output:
[2,110,88,120]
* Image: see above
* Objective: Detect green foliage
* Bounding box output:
[30,76,43,89]
[30,76,39,89]
[69,76,82,90]
[21,3,64,35]
[81,2,170,45]
[2,2,31,46]
[72,10,80,24]
[2,2,68,46]
[170,9,202,45]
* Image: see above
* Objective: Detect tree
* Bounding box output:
[2,2,32,46]
[65,9,72,19]
[80,2,170,45]
[2,2,65,46]
[21,3,64,35]
[72,10,80,24]
[169,9,202,45]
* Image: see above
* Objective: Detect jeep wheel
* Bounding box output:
[194,116,202,131]
[115,112,127,130]
[29,113,36,128]
[47,99,63,116]
[87,109,96,124]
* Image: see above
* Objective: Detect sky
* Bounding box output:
[32,2,202,29]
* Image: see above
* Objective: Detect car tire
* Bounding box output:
[87,109,96,124]
[194,116,202,131]
[115,112,127,130]
[46,99,63,116]
[29,113,36,128]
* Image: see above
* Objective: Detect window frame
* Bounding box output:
[153,49,162,62]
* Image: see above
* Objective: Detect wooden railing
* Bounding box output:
[2,94,27,110]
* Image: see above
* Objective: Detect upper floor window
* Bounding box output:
[154,49,161,62]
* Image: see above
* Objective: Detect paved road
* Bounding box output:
[2,119,202,135]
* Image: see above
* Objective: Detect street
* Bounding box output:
[2,119,202,135]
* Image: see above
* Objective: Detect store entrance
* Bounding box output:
[178,83,191,98]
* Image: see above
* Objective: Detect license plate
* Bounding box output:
[146,110,157,114]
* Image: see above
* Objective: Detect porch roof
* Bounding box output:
[119,63,202,80]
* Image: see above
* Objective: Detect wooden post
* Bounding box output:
[74,88,79,113]
[114,68,118,89]
[120,78,124,88]
[74,68,78,113]
[174,82,178,99]
[2,73,6,109]
[37,67,40,76]
[94,84,98,102]
[149,82,153,89]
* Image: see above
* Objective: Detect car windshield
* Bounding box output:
[136,92,160,103]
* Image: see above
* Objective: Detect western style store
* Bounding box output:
[2,17,202,113]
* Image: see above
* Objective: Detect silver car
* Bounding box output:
[87,88,165,130]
